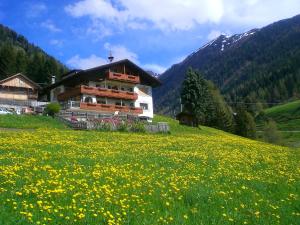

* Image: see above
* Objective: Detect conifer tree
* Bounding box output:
[181,68,215,126]
[234,105,256,138]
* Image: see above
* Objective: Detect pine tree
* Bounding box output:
[207,81,235,132]
[234,105,256,138]
[181,68,215,125]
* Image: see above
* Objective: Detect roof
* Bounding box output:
[0,73,41,89]
[45,59,162,91]
[176,111,196,119]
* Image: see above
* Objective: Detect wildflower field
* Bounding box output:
[0,115,299,225]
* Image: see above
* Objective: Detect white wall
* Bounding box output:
[134,85,153,119]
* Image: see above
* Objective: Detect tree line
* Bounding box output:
[181,68,256,138]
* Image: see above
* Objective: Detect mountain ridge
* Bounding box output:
[154,14,300,115]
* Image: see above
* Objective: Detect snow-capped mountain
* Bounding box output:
[154,15,300,115]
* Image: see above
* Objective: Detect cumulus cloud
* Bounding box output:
[207,30,222,40]
[143,64,166,74]
[67,43,138,69]
[67,54,107,69]
[41,20,61,32]
[104,43,138,63]
[67,43,166,74]
[65,0,300,30]
[86,20,113,41]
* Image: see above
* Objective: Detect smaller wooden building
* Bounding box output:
[0,73,40,104]
[176,112,199,127]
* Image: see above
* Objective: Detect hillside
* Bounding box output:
[0,114,299,224]
[0,24,68,85]
[256,100,300,147]
[154,15,300,115]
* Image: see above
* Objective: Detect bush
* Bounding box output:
[45,103,61,117]
[130,121,146,133]
[263,120,282,145]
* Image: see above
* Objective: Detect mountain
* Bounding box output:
[154,15,300,115]
[0,24,68,85]
[146,70,161,78]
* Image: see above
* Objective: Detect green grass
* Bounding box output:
[264,100,300,119]
[257,100,300,147]
[0,115,67,129]
[0,115,299,224]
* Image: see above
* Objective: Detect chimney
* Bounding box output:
[108,51,114,63]
[51,75,56,84]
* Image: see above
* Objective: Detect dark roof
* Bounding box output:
[0,73,41,89]
[45,59,162,91]
[176,111,196,119]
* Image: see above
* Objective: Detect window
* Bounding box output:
[140,103,148,110]
[84,97,93,103]
[128,87,133,92]
[97,99,106,104]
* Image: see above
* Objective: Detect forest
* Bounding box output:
[0,24,68,85]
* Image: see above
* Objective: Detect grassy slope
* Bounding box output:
[264,100,300,130]
[0,115,299,225]
[257,100,300,147]
[0,115,66,129]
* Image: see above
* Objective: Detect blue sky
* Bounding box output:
[0,0,300,74]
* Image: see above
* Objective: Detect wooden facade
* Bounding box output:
[176,112,199,127]
[0,73,40,102]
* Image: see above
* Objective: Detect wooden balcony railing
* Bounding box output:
[106,71,140,84]
[57,85,138,101]
[80,102,143,114]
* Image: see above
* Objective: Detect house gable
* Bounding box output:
[0,73,40,90]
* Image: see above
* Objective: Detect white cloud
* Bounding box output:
[50,39,64,47]
[104,43,138,63]
[67,43,166,74]
[143,64,166,74]
[222,0,300,27]
[26,3,47,18]
[41,20,61,32]
[207,30,222,40]
[67,54,107,69]
[67,43,138,69]
[65,0,300,31]
[86,20,113,41]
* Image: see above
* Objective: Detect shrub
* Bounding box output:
[263,120,282,145]
[131,121,146,133]
[45,103,61,117]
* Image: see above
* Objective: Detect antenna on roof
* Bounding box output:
[108,51,114,63]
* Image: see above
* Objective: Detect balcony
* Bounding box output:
[57,85,138,101]
[106,71,140,84]
[80,102,143,114]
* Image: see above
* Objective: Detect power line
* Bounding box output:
[225,101,284,105]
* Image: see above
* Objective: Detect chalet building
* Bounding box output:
[46,59,161,121]
[0,73,41,110]
[176,112,199,127]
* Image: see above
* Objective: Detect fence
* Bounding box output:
[56,115,170,133]
[145,122,170,133]
[0,98,48,107]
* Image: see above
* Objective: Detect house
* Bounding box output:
[176,112,199,127]
[45,59,161,121]
[0,73,41,112]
